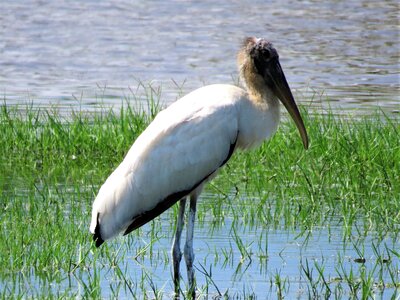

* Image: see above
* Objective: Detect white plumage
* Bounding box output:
[89,84,281,241]
[90,37,308,297]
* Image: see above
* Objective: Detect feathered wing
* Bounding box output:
[122,129,238,237]
[90,85,245,246]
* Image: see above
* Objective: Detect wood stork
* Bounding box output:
[90,37,308,296]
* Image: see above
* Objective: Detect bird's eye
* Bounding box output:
[262,49,271,60]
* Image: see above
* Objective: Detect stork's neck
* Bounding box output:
[240,65,279,109]
[236,86,281,150]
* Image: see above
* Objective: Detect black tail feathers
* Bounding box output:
[93,213,105,248]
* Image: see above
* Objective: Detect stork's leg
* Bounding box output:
[184,194,197,298]
[171,198,186,296]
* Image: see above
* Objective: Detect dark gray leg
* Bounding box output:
[184,194,197,298]
[171,198,186,296]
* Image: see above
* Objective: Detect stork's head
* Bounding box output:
[238,37,309,149]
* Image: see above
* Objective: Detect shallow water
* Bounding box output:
[0,171,398,299]
[3,206,398,299]
[101,215,398,299]
[1,1,399,113]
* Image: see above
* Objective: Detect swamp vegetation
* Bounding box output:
[0,87,399,299]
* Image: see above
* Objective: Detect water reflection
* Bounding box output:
[1,177,398,298]
[102,214,398,299]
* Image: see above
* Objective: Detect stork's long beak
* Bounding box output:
[265,59,309,149]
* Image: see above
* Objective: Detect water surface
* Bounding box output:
[1,0,399,113]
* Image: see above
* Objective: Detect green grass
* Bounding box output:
[214,109,400,236]
[0,89,399,299]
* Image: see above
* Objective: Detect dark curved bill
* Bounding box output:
[265,59,309,149]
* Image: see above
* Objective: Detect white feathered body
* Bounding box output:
[90,84,280,241]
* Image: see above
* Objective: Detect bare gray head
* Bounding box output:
[238,37,309,149]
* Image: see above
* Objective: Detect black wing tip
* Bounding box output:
[93,212,105,248]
